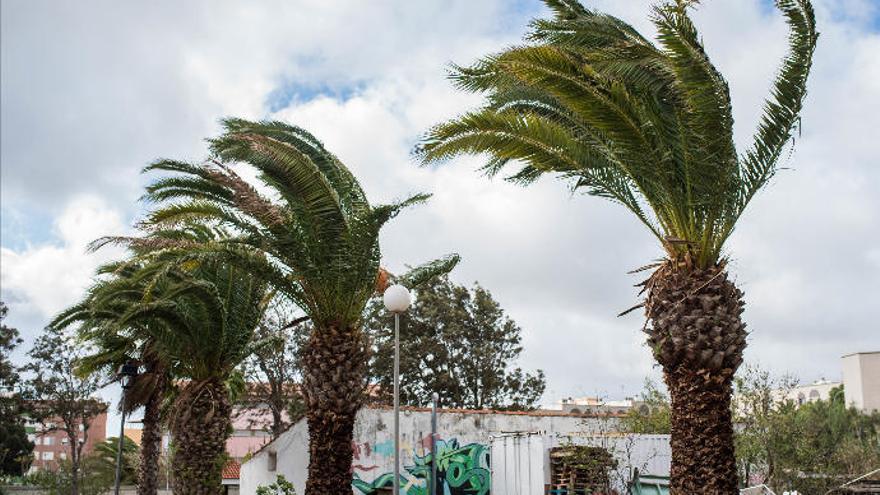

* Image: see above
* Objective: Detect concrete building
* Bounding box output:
[241,405,668,495]
[842,351,880,413]
[558,396,645,416]
[26,410,108,473]
[755,350,880,414]
[776,379,841,406]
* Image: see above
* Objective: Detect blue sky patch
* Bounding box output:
[266,80,365,113]
[0,206,55,251]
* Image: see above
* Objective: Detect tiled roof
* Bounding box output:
[222,460,240,480]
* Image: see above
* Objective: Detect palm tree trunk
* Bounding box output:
[645,262,747,494]
[170,379,232,495]
[137,372,168,495]
[301,323,368,495]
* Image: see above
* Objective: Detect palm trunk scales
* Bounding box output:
[170,379,232,495]
[302,323,368,495]
[645,262,747,494]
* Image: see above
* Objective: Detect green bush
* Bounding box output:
[257,474,297,495]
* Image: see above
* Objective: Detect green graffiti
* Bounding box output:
[352,439,490,495]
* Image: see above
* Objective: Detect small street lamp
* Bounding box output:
[114,361,139,495]
[383,284,411,495]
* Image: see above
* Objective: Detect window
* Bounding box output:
[268,452,277,472]
[62,437,69,445]
[59,453,67,460]
[43,437,55,446]
[42,452,54,461]
[809,390,820,401]
[797,393,806,405]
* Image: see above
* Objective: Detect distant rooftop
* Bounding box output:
[842,350,880,358]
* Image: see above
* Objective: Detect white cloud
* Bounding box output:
[2,0,879,408]
[1,196,128,336]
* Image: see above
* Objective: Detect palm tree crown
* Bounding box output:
[139,118,458,327]
[418,0,817,268]
[86,226,268,382]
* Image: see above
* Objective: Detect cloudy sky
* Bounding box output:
[2,0,879,431]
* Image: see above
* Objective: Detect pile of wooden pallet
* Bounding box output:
[548,445,617,495]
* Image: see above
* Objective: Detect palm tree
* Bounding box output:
[122,253,267,494]
[133,119,459,494]
[417,0,817,491]
[74,225,269,494]
[54,262,172,495]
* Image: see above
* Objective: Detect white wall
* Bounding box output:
[241,407,612,495]
[240,418,309,494]
[843,351,880,413]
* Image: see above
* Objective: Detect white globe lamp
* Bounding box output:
[383,284,411,313]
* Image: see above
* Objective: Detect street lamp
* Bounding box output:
[114,361,139,495]
[383,284,411,495]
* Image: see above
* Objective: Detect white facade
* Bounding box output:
[558,396,646,415]
[240,406,637,495]
[775,379,841,406]
[842,351,880,413]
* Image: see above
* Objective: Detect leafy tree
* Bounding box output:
[620,379,671,435]
[24,438,136,495]
[0,302,33,477]
[776,387,880,493]
[20,326,106,495]
[365,275,545,410]
[236,301,308,438]
[732,364,799,488]
[128,118,458,494]
[257,475,297,495]
[732,366,880,493]
[417,0,817,490]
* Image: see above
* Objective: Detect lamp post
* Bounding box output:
[383,284,411,495]
[114,361,139,495]
[430,392,439,495]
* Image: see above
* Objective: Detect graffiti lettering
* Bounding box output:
[352,439,490,495]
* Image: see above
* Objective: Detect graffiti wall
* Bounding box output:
[352,438,490,495]
[240,406,600,494]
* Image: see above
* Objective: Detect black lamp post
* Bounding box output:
[114,360,139,495]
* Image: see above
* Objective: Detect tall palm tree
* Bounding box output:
[124,255,266,494]
[128,119,458,495]
[82,226,269,494]
[417,0,817,492]
[54,261,171,495]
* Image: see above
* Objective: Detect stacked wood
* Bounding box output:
[548,446,617,495]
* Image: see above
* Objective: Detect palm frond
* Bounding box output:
[418,0,817,267]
